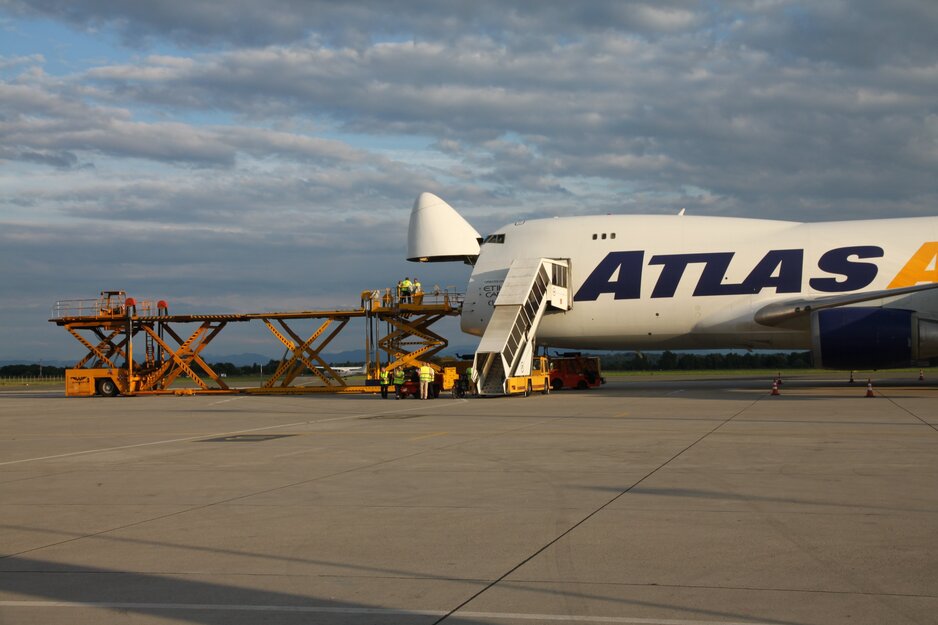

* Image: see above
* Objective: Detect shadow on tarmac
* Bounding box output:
[0,554,809,625]
[581,486,937,515]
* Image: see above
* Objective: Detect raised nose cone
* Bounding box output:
[407,192,482,263]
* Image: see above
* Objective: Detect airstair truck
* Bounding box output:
[472,257,570,397]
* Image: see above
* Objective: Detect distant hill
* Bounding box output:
[200,352,278,367]
[274,344,480,365]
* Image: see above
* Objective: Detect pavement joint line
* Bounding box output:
[876,392,938,434]
[207,396,246,405]
[0,601,783,624]
[457,610,783,624]
[409,431,448,441]
[494,579,938,600]
[0,522,474,578]
[431,394,768,625]
[0,399,444,467]
[0,601,442,616]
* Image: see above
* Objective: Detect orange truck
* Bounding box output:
[549,354,605,390]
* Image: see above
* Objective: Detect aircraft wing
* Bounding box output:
[754,282,938,326]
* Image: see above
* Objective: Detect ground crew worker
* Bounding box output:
[393,367,406,399]
[463,365,475,395]
[400,277,412,304]
[379,367,389,399]
[419,363,434,399]
[412,278,422,304]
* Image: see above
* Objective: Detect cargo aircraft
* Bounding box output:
[407,192,938,389]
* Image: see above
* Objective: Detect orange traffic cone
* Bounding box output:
[865,379,875,398]
[771,379,780,396]
[919,369,925,382]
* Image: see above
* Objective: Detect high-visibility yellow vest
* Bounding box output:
[401,279,412,291]
[419,365,433,381]
[393,370,405,384]
[379,370,389,384]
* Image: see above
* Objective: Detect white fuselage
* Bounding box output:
[461,214,938,351]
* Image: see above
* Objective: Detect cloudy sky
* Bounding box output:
[2,1,937,362]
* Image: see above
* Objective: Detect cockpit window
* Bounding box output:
[483,234,506,244]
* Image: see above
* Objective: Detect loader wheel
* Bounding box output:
[97,378,119,397]
[524,380,532,397]
[542,381,550,395]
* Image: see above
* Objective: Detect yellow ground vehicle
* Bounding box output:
[504,355,551,396]
[65,368,123,397]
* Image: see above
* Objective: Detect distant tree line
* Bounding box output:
[204,360,363,376]
[23,350,937,376]
[0,364,66,377]
[208,352,815,374]
[205,360,281,376]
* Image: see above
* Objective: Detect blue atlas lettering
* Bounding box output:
[809,246,883,292]
[737,249,803,294]
[648,253,737,298]
[573,246,883,302]
[573,251,644,301]
[649,250,803,296]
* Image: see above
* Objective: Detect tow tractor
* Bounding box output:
[549,353,605,390]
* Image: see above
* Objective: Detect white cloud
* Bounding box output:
[0,53,45,69]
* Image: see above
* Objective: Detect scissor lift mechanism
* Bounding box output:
[51,290,462,396]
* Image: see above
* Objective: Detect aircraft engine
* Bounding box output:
[811,307,938,368]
